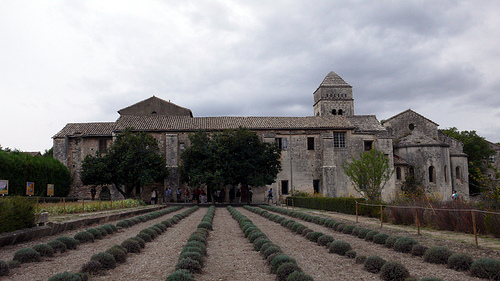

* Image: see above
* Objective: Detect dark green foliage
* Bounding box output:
[0,260,9,276]
[162,220,173,227]
[81,129,168,198]
[0,196,36,233]
[270,255,297,273]
[384,236,401,248]
[317,235,334,246]
[305,232,324,242]
[86,228,102,239]
[182,247,205,257]
[90,252,116,270]
[470,258,500,280]
[263,245,283,259]
[48,240,67,253]
[55,236,79,250]
[97,227,108,237]
[345,250,356,259]
[329,241,352,256]
[13,248,41,263]
[253,237,271,251]
[140,228,158,240]
[74,231,94,243]
[380,261,410,281]
[393,237,418,253]
[103,224,118,233]
[136,232,152,242]
[334,223,345,232]
[166,269,194,281]
[276,262,302,281]
[301,228,313,237]
[131,237,146,248]
[80,260,102,274]
[185,241,207,255]
[364,255,386,273]
[121,238,141,253]
[423,247,453,264]
[342,224,356,234]
[373,233,389,245]
[356,255,367,264]
[357,228,371,239]
[154,223,168,232]
[447,253,473,271]
[175,258,202,274]
[150,226,162,235]
[249,231,266,243]
[33,243,55,257]
[0,149,71,198]
[116,220,131,228]
[179,252,204,267]
[286,271,314,281]
[48,272,83,281]
[411,244,428,256]
[365,230,379,241]
[106,246,127,264]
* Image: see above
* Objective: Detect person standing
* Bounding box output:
[151,189,157,205]
[166,187,173,203]
[184,189,190,203]
[247,187,253,204]
[90,186,96,201]
[267,188,273,204]
[201,189,206,204]
[194,187,201,204]
[236,188,241,203]
[177,187,182,202]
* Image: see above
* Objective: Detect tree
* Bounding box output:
[179,128,282,201]
[342,149,393,201]
[80,128,168,198]
[440,127,496,194]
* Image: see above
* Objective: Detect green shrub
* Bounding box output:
[188,233,206,244]
[182,247,204,257]
[154,223,167,232]
[136,232,152,242]
[140,228,157,240]
[55,236,79,250]
[393,237,418,253]
[97,227,108,237]
[13,248,41,263]
[301,228,313,237]
[80,260,102,274]
[447,253,473,271]
[263,245,283,259]
[334,223,345,232]
[131,236,146,248]
[271,255,297,273]
[286,271,314,281]
[294,224,307,234]
[342,224,356,234]
[355,255,367,264]
[86,228,102,240]
[276,262,301,281]
[411,244,427,256]
[179,252,204,267]
[357,228,371,239]
[317,235,334,246]
[116,220,130,228]
[380,261,410,281]
[373,233,389,245]
[383,236,401,248]
[254,237,271,251]
[162,220,173,228]
[364,255,386,273]
[48,272,82,281]
[33,243,55,257]
[0,260,9,276]
[48,240,67,253]
[121,238,141,253]
[185,241,207,256]
[249,231,266,243]
[176,258,202,274]
[90,252,116,269]
[365,230,379,241]
[423,247,452,264]
[345,250,356,259]
[103,224,117,233]
[0,196,36,233]
[74,231,94,244]
[166,269,194,281]
[329,241,352,256]
[470,258,500,280]
[106,246,127,264]
[306,232,324,242]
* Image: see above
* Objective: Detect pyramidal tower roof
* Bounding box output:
[320,71,351,87]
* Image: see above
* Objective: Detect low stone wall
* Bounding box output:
[0,205,165,248]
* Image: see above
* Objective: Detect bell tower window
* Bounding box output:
[331,109,337,115]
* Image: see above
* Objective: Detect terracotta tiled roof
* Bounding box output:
[53,122,115,138]
[114,115,354,132]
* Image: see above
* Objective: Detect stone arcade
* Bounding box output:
[53,71,469,203]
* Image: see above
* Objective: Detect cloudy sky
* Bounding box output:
[1,0,499,152]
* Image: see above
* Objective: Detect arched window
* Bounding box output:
[456,166,461,180]
[338,109,343,115]
[396,167,402,180]
[331,109,337,115]
[429,166,436,183]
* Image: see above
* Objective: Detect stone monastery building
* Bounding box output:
[53,71,469,203]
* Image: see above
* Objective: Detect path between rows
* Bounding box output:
[195,207,275,281]
[266,207,482,281]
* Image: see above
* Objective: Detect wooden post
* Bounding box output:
[415,208,420,235]
[63,197,66,214]
[472,210,478,246]
[82,198,85,213]
[380,205,383,228]
[355,201,359,223]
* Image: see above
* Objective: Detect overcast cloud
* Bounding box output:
[1,0,499,152]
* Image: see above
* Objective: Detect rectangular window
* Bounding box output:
[307,137,315,150]
[180,143,185,152]
[333,132,346,148]
[313,180,320,194]
[364,141,373,151]
[99,139,107,154]
[275,138,283,150]
[281,180,289,195]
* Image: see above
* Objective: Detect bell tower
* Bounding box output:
[313,71,354,117]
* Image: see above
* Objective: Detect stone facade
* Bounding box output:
[53,71,469,202]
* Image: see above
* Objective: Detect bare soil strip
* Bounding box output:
[265,207,483,281]
[195,207,275,281]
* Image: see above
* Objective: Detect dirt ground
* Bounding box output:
[0,205,499,281]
